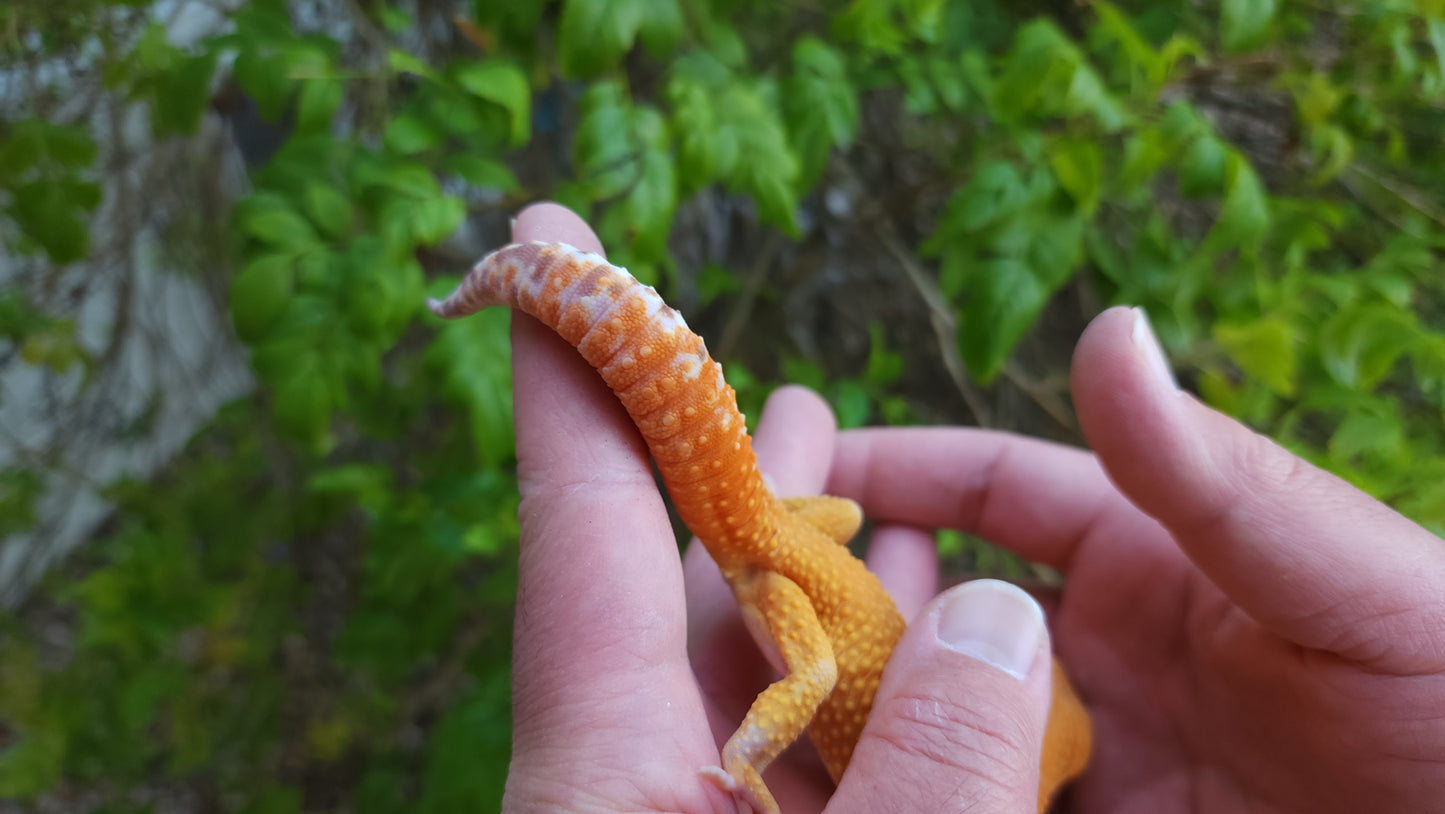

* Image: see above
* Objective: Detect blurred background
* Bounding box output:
[1,0,1443,811]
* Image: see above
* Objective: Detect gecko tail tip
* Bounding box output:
[425,297,449,317]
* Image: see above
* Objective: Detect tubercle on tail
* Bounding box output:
[430,241,780,552]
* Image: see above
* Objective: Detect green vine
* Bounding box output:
[2,0,1443,811]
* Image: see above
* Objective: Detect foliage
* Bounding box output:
[2,0,1444,810]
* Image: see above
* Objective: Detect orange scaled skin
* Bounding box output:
[429,242,1091,813]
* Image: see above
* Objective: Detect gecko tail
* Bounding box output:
[426,247,526,319]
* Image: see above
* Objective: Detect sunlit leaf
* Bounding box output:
[454,60,531,146]
[1178,135,1227,197]
[231,254,295,341]
[558,0,645,76]
[1214,316,1298,396]
[1048,138,1102,214]
[1221,0,1277,53]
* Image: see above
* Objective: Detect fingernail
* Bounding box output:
[1131,307,1178,389]
[936,579,1044,681]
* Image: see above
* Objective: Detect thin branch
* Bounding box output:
[715,232,782,361]
[1001,361,1077,432]
[876,228,994,427]
[1344,163,1445,230]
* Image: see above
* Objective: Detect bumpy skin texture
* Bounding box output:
[429,241,1091,813]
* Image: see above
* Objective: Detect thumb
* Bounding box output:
[829,579,1052,813]
[1073,306,1445,674]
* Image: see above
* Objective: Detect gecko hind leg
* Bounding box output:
[700,569,838,814]
[780,495,863,544]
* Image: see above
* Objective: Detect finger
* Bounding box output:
[505,204,725,807]
[865,524,938,621]
[752,384,840,495]
[827,426,1164,572]
[511,200,605,253]
[831,580,1053,814]
[1073,306,1445,673]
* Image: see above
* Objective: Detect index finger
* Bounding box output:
[826,427,1160,571]
[504,204,720,792]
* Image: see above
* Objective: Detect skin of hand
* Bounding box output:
[499,202,1445,813]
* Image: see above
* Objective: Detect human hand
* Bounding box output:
[499,200,1444,813]
[823,307,1445,812]
[501,202,1074,812]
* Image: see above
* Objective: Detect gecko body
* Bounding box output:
[429,241,1091,813]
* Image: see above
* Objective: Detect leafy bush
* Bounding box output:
[2,0,1443,810]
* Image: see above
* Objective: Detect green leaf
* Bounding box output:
[668,71,734,188]
[830,379,871,429]
[409,196,466,244]
[637,0,684,56]
[626,147,677,258]
[926,162,1027,245]
[1221,0,1277,53]
[230,254,295,341]
[1177,135,1227,197]
[575,80,639,199]
[274,363,332,449]
[1026,210,1085,284]
[1204,153,1269,250]
[1306,124,1353,185]
[1430,17,1445,84]
[377,163,441,200]
[558,0,645,76]
[1329,411,1404,464]
[387,48,434,79]
[9,181,89,262]
[1047,138,1102,215]
[958,257,1046,383]
[1213,316,1297,396]
[864,323,903,384]
[745,167,799,236]
[380,6,411,32]
[340,264,391,339]
[243,208,319,249]
[0,730,65,798]
[0,468,42,536]
[296,78,344,135]
[1117,130,1169,193]
[991,21,1072,121]
[1294,72,1341,128]
[1389,20,1419,80]
[308,463,393,514]
[1063,60,1129,131]
[424,292,514,465]
[444,155,519,191]
[384,113,443,154]
[152,52,219,136]
[233,49,293,121]
[302,183,352,238]
[47,124,97,168]
[415,686,511,812]
[991,20,1127,130]
[1320,304,1418,390]
[454,61,531,146]
[784,37,859,186]
[0,122,44,178]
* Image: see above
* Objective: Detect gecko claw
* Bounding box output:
[699,765,777,814]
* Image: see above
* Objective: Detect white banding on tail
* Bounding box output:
[428,242,649,321]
